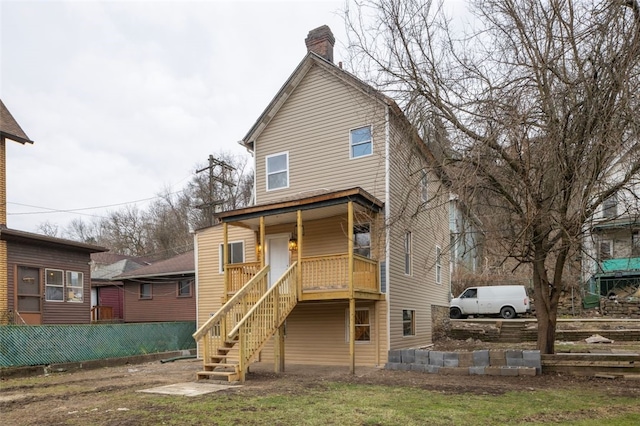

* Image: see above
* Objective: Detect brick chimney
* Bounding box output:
[305,25,335,63]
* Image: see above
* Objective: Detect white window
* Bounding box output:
[420,169,428,202]
[353,223,371,258]
[266,152,288,190]
[66,271,84,303]
[403,309,415,337]
[404,231,412,275]
[435,245,442,284]
[219,241,245,273]
[350,125,372,158]
[345,307,371,342]
[45,269,64,302]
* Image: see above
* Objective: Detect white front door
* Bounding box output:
[266,234,290,287]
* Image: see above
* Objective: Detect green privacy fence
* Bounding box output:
[0,321,196,368]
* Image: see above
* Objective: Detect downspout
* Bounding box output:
[384,105,391,355]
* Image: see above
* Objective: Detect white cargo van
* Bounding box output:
[450,285,530,319]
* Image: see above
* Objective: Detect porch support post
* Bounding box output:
[259,216,265,269]
[223,222,229,301]
[348,201,355,374]
[296,210,303,300]
[274,285,285,373]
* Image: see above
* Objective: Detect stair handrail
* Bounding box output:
[192,264,270,341]
[228,262,297,339]
[232,262,298,381]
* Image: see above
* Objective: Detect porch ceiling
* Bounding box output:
[218,187,383,229]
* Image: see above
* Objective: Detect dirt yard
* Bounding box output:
[3,352,640,425]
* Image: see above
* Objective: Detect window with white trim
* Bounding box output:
[45,269,64,302]
[403,309,415,336]
[420,169,428,202]
[435,245,442,284]
[219,241,245,273]
[350,125,372,158]
[346,307,371,342]
[404,231,412,275]
[266,152,289,190]
[66,271,84,302]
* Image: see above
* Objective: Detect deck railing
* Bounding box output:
[90,305,114,322]
[233,262,298,381]
[300,254,379,293]
[226,262,262,294]
[193,265,269,365]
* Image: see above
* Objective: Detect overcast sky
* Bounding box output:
[1,0,349,233]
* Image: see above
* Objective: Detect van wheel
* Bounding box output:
[500,307,516,319]
[450,307,463,319]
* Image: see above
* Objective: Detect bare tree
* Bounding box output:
[36,221,59,237]
[347,0,640,353]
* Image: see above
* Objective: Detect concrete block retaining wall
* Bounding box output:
[386,349,541,376]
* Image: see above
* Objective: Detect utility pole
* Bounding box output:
[196,155,236,226]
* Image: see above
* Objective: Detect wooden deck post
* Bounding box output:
[296,210,303,301]
[259,216,265,269]
[348,201,355,374]
[222,222,229,339]
[274,285,285,373]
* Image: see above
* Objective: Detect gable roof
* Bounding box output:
[114,250,195,280]
[238,51,443,179]
[0,227,106,253]
[92,258,146,281]
[240,52,398,151]
[0,99,34,144]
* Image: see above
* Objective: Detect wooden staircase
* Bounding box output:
[193,262,299,382]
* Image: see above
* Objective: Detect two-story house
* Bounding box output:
[582,179,640,305]
[193,26,451,381]
[1,99,107,325]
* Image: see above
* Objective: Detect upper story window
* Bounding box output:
[266,152,289,191]
[603,194,618,218]
[404,231,412,275]
[633,232,640,257]
[420,170,428,203]
[350,125,372,158]
[435,245,442,284]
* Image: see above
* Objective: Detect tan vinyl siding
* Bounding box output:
[255,64,387,203]
[386,117,451,350]
[258,301,386,367]
[195,224,256,356]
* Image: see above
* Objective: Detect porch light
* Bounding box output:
[288,238,298,251]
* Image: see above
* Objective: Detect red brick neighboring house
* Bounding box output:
[114,251,195,323]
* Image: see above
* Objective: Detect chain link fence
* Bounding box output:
[0,321,195,367]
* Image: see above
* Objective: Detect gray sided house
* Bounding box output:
[114,251,195,323]
[193,26,451,381]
